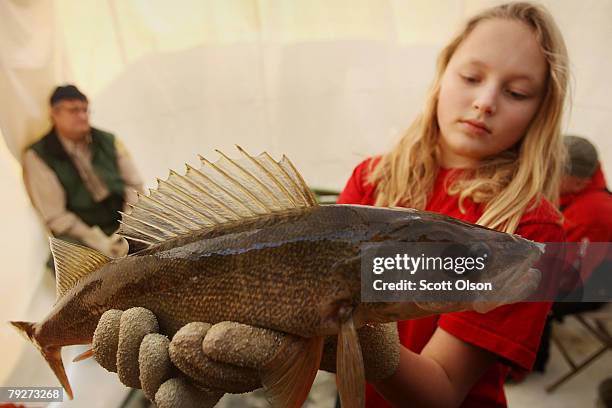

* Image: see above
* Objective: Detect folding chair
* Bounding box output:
[546,303,612,392]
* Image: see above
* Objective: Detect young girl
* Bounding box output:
[337,2,568,407]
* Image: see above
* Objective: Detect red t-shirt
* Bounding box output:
[337,158,565,408]
[559,165,612,283]
[560,166,612,243]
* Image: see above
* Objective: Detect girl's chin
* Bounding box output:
[445,139,488,157]
[440,150,484,168]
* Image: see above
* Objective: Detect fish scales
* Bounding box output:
[37,206,377,347]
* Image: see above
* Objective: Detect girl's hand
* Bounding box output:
[92,307,401,406]
[374,327,498,408]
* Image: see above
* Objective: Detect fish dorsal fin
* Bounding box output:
[119,147,318,248]
[50,238,110,301]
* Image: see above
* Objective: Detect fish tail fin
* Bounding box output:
[336,315,365,408]
[10,321,73,400]
[261,335,324,408]
[10,321,35,342]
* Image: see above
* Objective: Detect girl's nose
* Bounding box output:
[472,87,497,116]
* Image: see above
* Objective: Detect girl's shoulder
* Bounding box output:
[353,156,382,178]
[516,197,564,242]
[337,157,382,205]
[520,196,563,226]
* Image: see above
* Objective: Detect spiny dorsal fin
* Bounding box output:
[50,238,110,301]
[119,147,318,248]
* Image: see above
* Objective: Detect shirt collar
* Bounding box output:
[56,131,92,153]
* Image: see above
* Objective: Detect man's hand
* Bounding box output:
[92,307,400,406]
[81,226,128,258]
[108,233,129,257]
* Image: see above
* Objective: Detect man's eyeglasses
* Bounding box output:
[60,106,90,115]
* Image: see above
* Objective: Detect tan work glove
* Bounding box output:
[93,308,224,408]
[81,226,129,258]
[93,307,400,406]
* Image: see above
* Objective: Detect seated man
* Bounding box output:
[23,84,144,261]
[556,135,611,303]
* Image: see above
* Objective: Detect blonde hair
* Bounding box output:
[369,2,569,233]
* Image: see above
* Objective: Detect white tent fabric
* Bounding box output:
[1,0,611,406]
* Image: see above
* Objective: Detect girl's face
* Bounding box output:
[436,18,548,168]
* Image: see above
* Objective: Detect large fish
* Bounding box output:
[11,148,543,407]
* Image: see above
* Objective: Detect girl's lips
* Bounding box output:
[460,120,491,136]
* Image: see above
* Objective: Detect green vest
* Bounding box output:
[29,128,125,235]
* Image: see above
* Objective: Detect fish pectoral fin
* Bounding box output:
[73,348,94,362]
[337,316,365,408]
[49,238,110,301]
[260,335,324,408]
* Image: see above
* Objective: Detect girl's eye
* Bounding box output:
[506,89,529,100]
[460,74,480,84]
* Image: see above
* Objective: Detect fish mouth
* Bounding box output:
[472,267,541,313]
[465,238,544,312]
[358,302,442,323]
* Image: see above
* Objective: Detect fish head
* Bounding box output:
[354,206,544,322]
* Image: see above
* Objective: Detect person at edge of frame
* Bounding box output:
[22,84,144,267]
[533,135,612,376]
[88,2,571,408]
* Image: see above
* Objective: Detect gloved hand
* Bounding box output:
[93,308,225,408]
[81,226,129,258]
[92,307,400,406]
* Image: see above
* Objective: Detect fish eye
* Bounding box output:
[439,243,491,278]
[469,242,491,273]
[469,242,491,260]
[441,243,470,259]
[440,243,471,277]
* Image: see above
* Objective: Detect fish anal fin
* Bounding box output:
[337,316,365,408]
[10,321,73,400]
[260,335,324,408]
[44,345,73,400]
[50,238,110,301]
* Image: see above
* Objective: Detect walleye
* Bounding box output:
[11,147,543,407]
